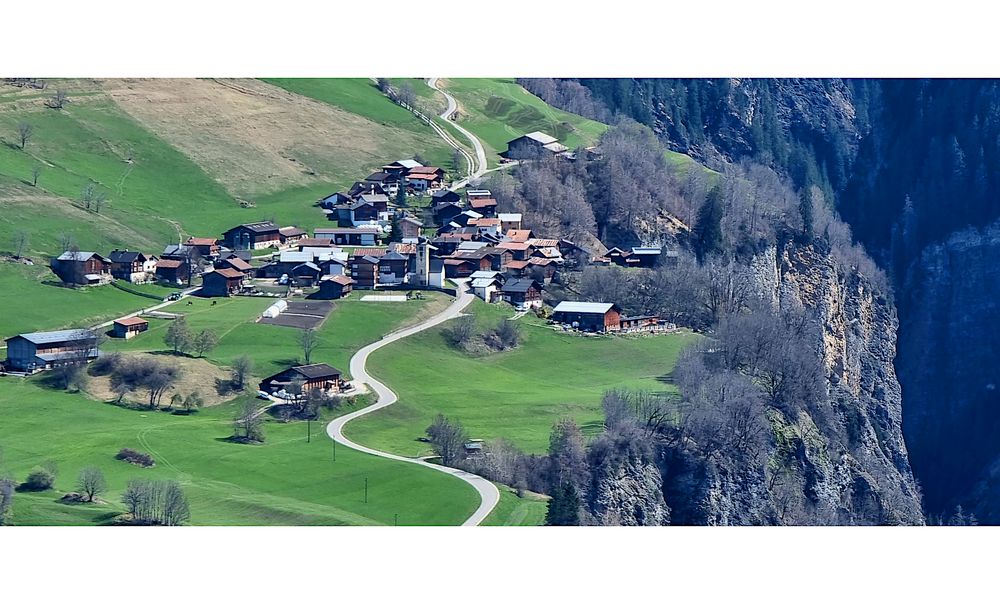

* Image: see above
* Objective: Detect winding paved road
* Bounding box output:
[426,78,488,188]
[325,282,500,526]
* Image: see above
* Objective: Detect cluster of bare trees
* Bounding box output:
[79,183,107,214]
[120,479,189,525]
[425,414,467,466]
[442,316,521,353]
[99,354,182,409]
[232,400,265,443]
[516,78,611,122]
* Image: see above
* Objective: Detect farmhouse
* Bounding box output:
[201,268,247,297]
[468,196,498,218]
[604,246,663,268]
[184,237,220,258]
[471,276,503,302]
[4,329,99,372]
[315,227,379,246]
[216,255,254,274]
[155,258,189,285]
[500,278,543,310]
[112,316,149,339]
[502,131,568,159]
[432,201,465,226]
[259,363,344,397]
[222,221,281,250]
[319,191,353,209]
[552,301,622,332]
[51,251,112,286]
[348,194,390,225]
[348,180,386,198]
[431,189,461,206]
[278,226,307,246]
[398,216,423,239]
[107,250,155,283]
[498,213,522,231]
[405,166,445,191]
[315,275,354,299]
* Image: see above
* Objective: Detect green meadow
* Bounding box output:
[104,292,452,380]
[346,300,698,456]
[0,379,478,526]
[438,78,609,164]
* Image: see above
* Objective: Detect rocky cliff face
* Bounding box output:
[898,222,1000,520]
[658,243,924,525]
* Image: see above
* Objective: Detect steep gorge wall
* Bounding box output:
[899,222,1000,520]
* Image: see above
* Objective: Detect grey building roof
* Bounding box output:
[553,301,616,314]
[56,251,102,262]
[522,131,558,145]
[8,329,95,345]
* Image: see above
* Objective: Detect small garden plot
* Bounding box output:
[257,300,334,330]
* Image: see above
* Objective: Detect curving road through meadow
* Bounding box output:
[426,78,488,188]
[325,282,500,525]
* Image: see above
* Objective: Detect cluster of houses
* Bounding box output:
[315,158,448,241]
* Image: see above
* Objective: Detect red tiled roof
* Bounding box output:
[470,197,498,208]
[186,237,218,246]
[407,166,443,174]
[506,260,530,270]
[506,229,532,242]
[212,268,246,279]
[114,316,148,327]
[156,259,184,269]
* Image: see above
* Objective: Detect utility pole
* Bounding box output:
[364,477,368,504]
[332,438,336,461]
[394,513,398,527]
[307,418,311,443]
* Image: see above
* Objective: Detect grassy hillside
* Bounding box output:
[261,78,454,169]
[346,301,697,455]
[104,292,452,380]
[439,78,608,165]
[0,263,180,339]
[0,379,477,526]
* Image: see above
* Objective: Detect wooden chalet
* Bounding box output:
[51,251,112,286]
[112,316,149,339]
[500,278,543,309]
[552,301,622,332]
[222,221,281,250]
[201,268,247,297]
[315,275,355,299]
[107,249,155,283]
[259,363,344,397]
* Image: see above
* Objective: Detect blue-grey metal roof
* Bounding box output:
[9,329,95,345]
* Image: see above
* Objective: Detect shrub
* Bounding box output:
[90,352,122,376]
[115,448,155,468]
[21,467,55,491]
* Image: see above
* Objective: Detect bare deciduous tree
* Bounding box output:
[12,230,28,258]
[231,355,253,391]
[192,329,218,357]
[426,414,467,466]
[46,89,69,109]
[232,400,264,443]
[17,121,33,150]
[76,466,107,502]
[298,328,319,364]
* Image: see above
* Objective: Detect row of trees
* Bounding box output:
[120,478,190,525]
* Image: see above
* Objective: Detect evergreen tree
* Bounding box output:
[544,482,581,526]
[692,186,724,260]
[388,212,402,243]
[395,184,408,208]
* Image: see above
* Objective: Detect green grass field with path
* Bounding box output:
[0,379,478,525]
[104,292,452,381]
[346,300,698,456]
[0,263,181,339]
